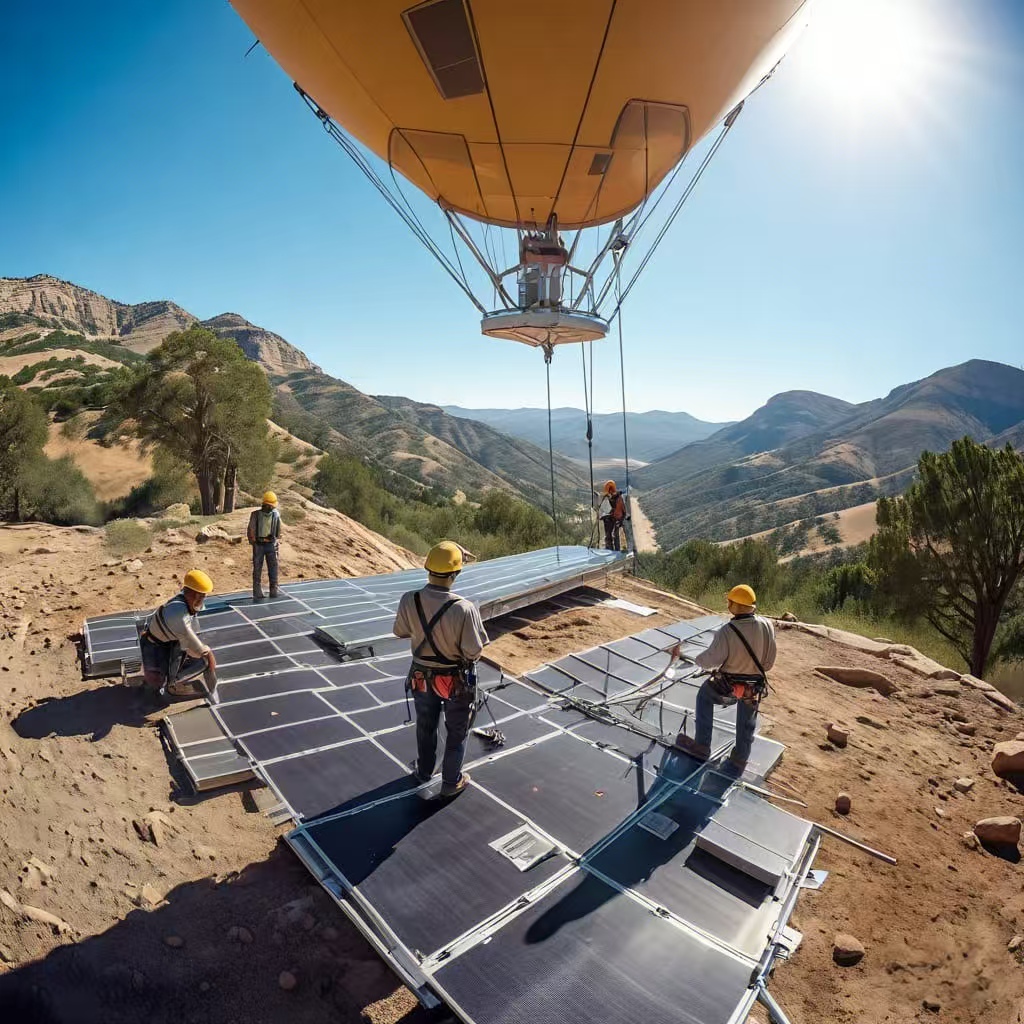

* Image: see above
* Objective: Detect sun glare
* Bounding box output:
[794,0,949,125]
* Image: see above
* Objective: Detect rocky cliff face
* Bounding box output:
[0,276,316,373]
[0,275,196,352]
[200,313,319,376]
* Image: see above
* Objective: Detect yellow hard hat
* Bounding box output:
[603,480,617,495]
[183,569,214,595]
[262,491,278,507]
[425,541,463,576]
[727,584,756,608]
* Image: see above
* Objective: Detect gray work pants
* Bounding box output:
[252,541,279,597]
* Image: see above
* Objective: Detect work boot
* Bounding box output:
[252,589,264,602]
[673,733,710,761]
[439,771,471,798]
[269,587,282,599]
[409,760,433,784]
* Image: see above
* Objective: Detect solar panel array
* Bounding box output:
[82,545,627,677]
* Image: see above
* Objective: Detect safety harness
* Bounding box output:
[706,621,771,707]
[406,592,474,701]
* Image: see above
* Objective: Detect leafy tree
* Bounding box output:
[870,438,1024,676]
[17,454,99,526]
[113,328,274,514]
[0,378,48,520]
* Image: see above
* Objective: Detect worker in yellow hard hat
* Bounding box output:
[392,541,489,798]
[595,480,628,551]
[673,583,776,773]
[139,569,218,701]
[247,490,283,600]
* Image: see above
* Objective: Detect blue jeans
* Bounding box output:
[413,687,474,786]
[695,678,757,763]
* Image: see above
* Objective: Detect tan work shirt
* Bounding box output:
[392,584,489,665]
[695,614,776,675]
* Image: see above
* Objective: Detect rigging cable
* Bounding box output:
[613,249,634,562]
[543,340,560,562]
[580,342,597,549]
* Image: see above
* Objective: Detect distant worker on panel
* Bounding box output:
[393,541,489,798]
[597,480,627,551]
[674,584,775,774]
[247,491,282,601]
[139,569,218,700]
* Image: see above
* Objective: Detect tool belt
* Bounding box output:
[406,592,476,701]
[707,670,767,704]
[408,662,473,701]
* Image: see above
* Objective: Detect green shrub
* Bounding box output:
[104,518,152,556]
[17,455,100,526]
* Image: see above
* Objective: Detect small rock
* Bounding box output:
[955,722,976,736]
[961,832,980,851]
[922,998,941,1013]
[163,935,185,949]
[933,684,962,697]
[973,816,1022,847]
[278,971,298,992]
[934,807,947,819]
[1009,935,1024,953]
[992,741,1024,779]
[192,845,218,861]
[780,612,797,622]
[826,723,849,748]
[953,778,975,794]
[125,559,144,573]
[140,884,163,908]
[832,933,865,966]
[835,793,852,815]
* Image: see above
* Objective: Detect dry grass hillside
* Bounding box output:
[0,507,1022,1023]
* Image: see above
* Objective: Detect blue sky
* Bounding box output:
[2,1,1022,421]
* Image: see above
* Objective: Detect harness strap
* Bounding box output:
[726,621,769,679]
[412,593,461,668]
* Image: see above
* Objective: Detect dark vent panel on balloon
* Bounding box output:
[404,0,484,100]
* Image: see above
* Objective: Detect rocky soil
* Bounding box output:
[0,512,1022,1023]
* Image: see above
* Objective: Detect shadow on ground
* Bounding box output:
[13,685,156,742]
[0,843,433,1024]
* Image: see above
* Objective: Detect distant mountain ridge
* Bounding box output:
[0,275,583,505]
[637,360,1024,549]
[443,405,729,464]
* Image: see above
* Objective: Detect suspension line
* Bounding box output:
[543,340,560,562]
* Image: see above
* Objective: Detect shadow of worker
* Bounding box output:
[14,684,153,742]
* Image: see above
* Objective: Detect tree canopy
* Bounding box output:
[113,327,275,514]
[870,437,1024,676]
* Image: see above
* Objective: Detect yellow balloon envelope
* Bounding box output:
[230,0,810,229]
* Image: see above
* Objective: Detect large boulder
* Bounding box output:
[832,933,865,966]
[888,651,961,680]
[815,666,899,697]
[992,741,1024,778]
[973,817,1022,847]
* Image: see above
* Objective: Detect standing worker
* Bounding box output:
[596,480,627,551]
[393,541,489,798]
[674,584,775,773]
[139,569,218,699]
[247,491,282,600]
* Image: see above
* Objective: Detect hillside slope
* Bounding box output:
[443,405,728,463]
[640,361,1024,548]
[0,276,583,506]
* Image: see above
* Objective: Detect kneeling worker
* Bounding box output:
[393,541,489,797]
[675,583,775,773]
[140,569,217,699]
[247,491,282,600]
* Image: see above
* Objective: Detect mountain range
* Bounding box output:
[3,275,1022,552]
[0,276,584,505]
[442,406,727,464]
[635,359,1024,548]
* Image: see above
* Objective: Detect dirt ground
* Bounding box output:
[1,509,1022,1024]
[44,416,153,500]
